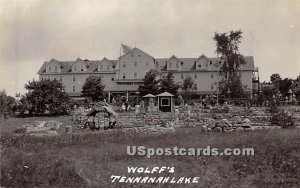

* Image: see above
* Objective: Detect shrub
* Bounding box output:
[173,98,182,106]
[270,110,295,128]
[268,99,279,113]
[211,105,229,113]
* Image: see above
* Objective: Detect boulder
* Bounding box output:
[236,127,244,131]
[243,118,251,123]
[241,123,251,128]
[213,127,222,132]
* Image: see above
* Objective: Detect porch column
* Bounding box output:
[126,91,129,101]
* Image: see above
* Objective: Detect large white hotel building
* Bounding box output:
[38,46,259,101]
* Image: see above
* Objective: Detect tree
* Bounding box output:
[270,73,282,84]
[0,90,16,121]
[278,78,293,96]
[82,75,106,102]
[213,30,247,98]
[138,69,162,97]
[182,76,195,91]
[25,79,70,114]
[159,72,180,97]
[181,76,196,101]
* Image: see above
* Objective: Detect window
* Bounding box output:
[134,62,137,67]
[111,76,114,81]
[55,66,57,72]
[73,86,75,92]
[73,76,76,82]
[211,72,214,79]
[198,64,201,68]
[99,64,103,71]
[123,62,126,67]
[176,62,179,68]
[210,61,212,65]
[194,84,197,90]
[205,62,208,67]
[211,84,214,90]
[138,54,141,57]
[74,66,77,72]
[194,73,197,79]
[134,72,137,78]
[81,66,84,71]
[123,73,126,79]
[107,65,110,71]
[48,66,51,72]
[60,76,62,82]
[169,62,172,69]
[181,73,184,79]
[161,98,170,106]
[131,54,134,57]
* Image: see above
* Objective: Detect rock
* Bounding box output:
[243,118,251,123]
[236,127,244,131]
[244,127,253,131]
[66,126,72,134]
[213,127,222,132]
[241,123,251,128]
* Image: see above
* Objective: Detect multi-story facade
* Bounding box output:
[37,47,259,100]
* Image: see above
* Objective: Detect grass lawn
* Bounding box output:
[1,117,300,187]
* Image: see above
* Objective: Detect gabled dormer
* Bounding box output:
[72,58,88,72]
[166,55,182,71]
[46,58,61,73]
[196,54,212,71]
[97,57,114,72]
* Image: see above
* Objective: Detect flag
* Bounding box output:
[121,43,132,54]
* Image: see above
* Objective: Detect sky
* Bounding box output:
[0,0,299,96]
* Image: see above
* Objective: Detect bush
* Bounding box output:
[268,99,279,113]
[211,105,229,113]
[173,98,182,106]
[270,110,295,128]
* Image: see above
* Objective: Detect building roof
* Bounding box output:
[38,58,118,74]
[143,94,156,98]
[156,92,174,97]
[104,85,139,92]
[155,56,254,71]
[38,49,254,74]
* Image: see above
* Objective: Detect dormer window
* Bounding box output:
[138,54,141,57]
[205,62,208,67]
[198,64,201,68]
[123,73,126,79]
[107,65,110,71]
[131,54,134,58]
[176,62,179,69]
[100,64,103,71]
[74,66,77,72]
[169,62,172,69]
[123,62,126,67]
[49,66,51,72]
[55,66,57,72]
